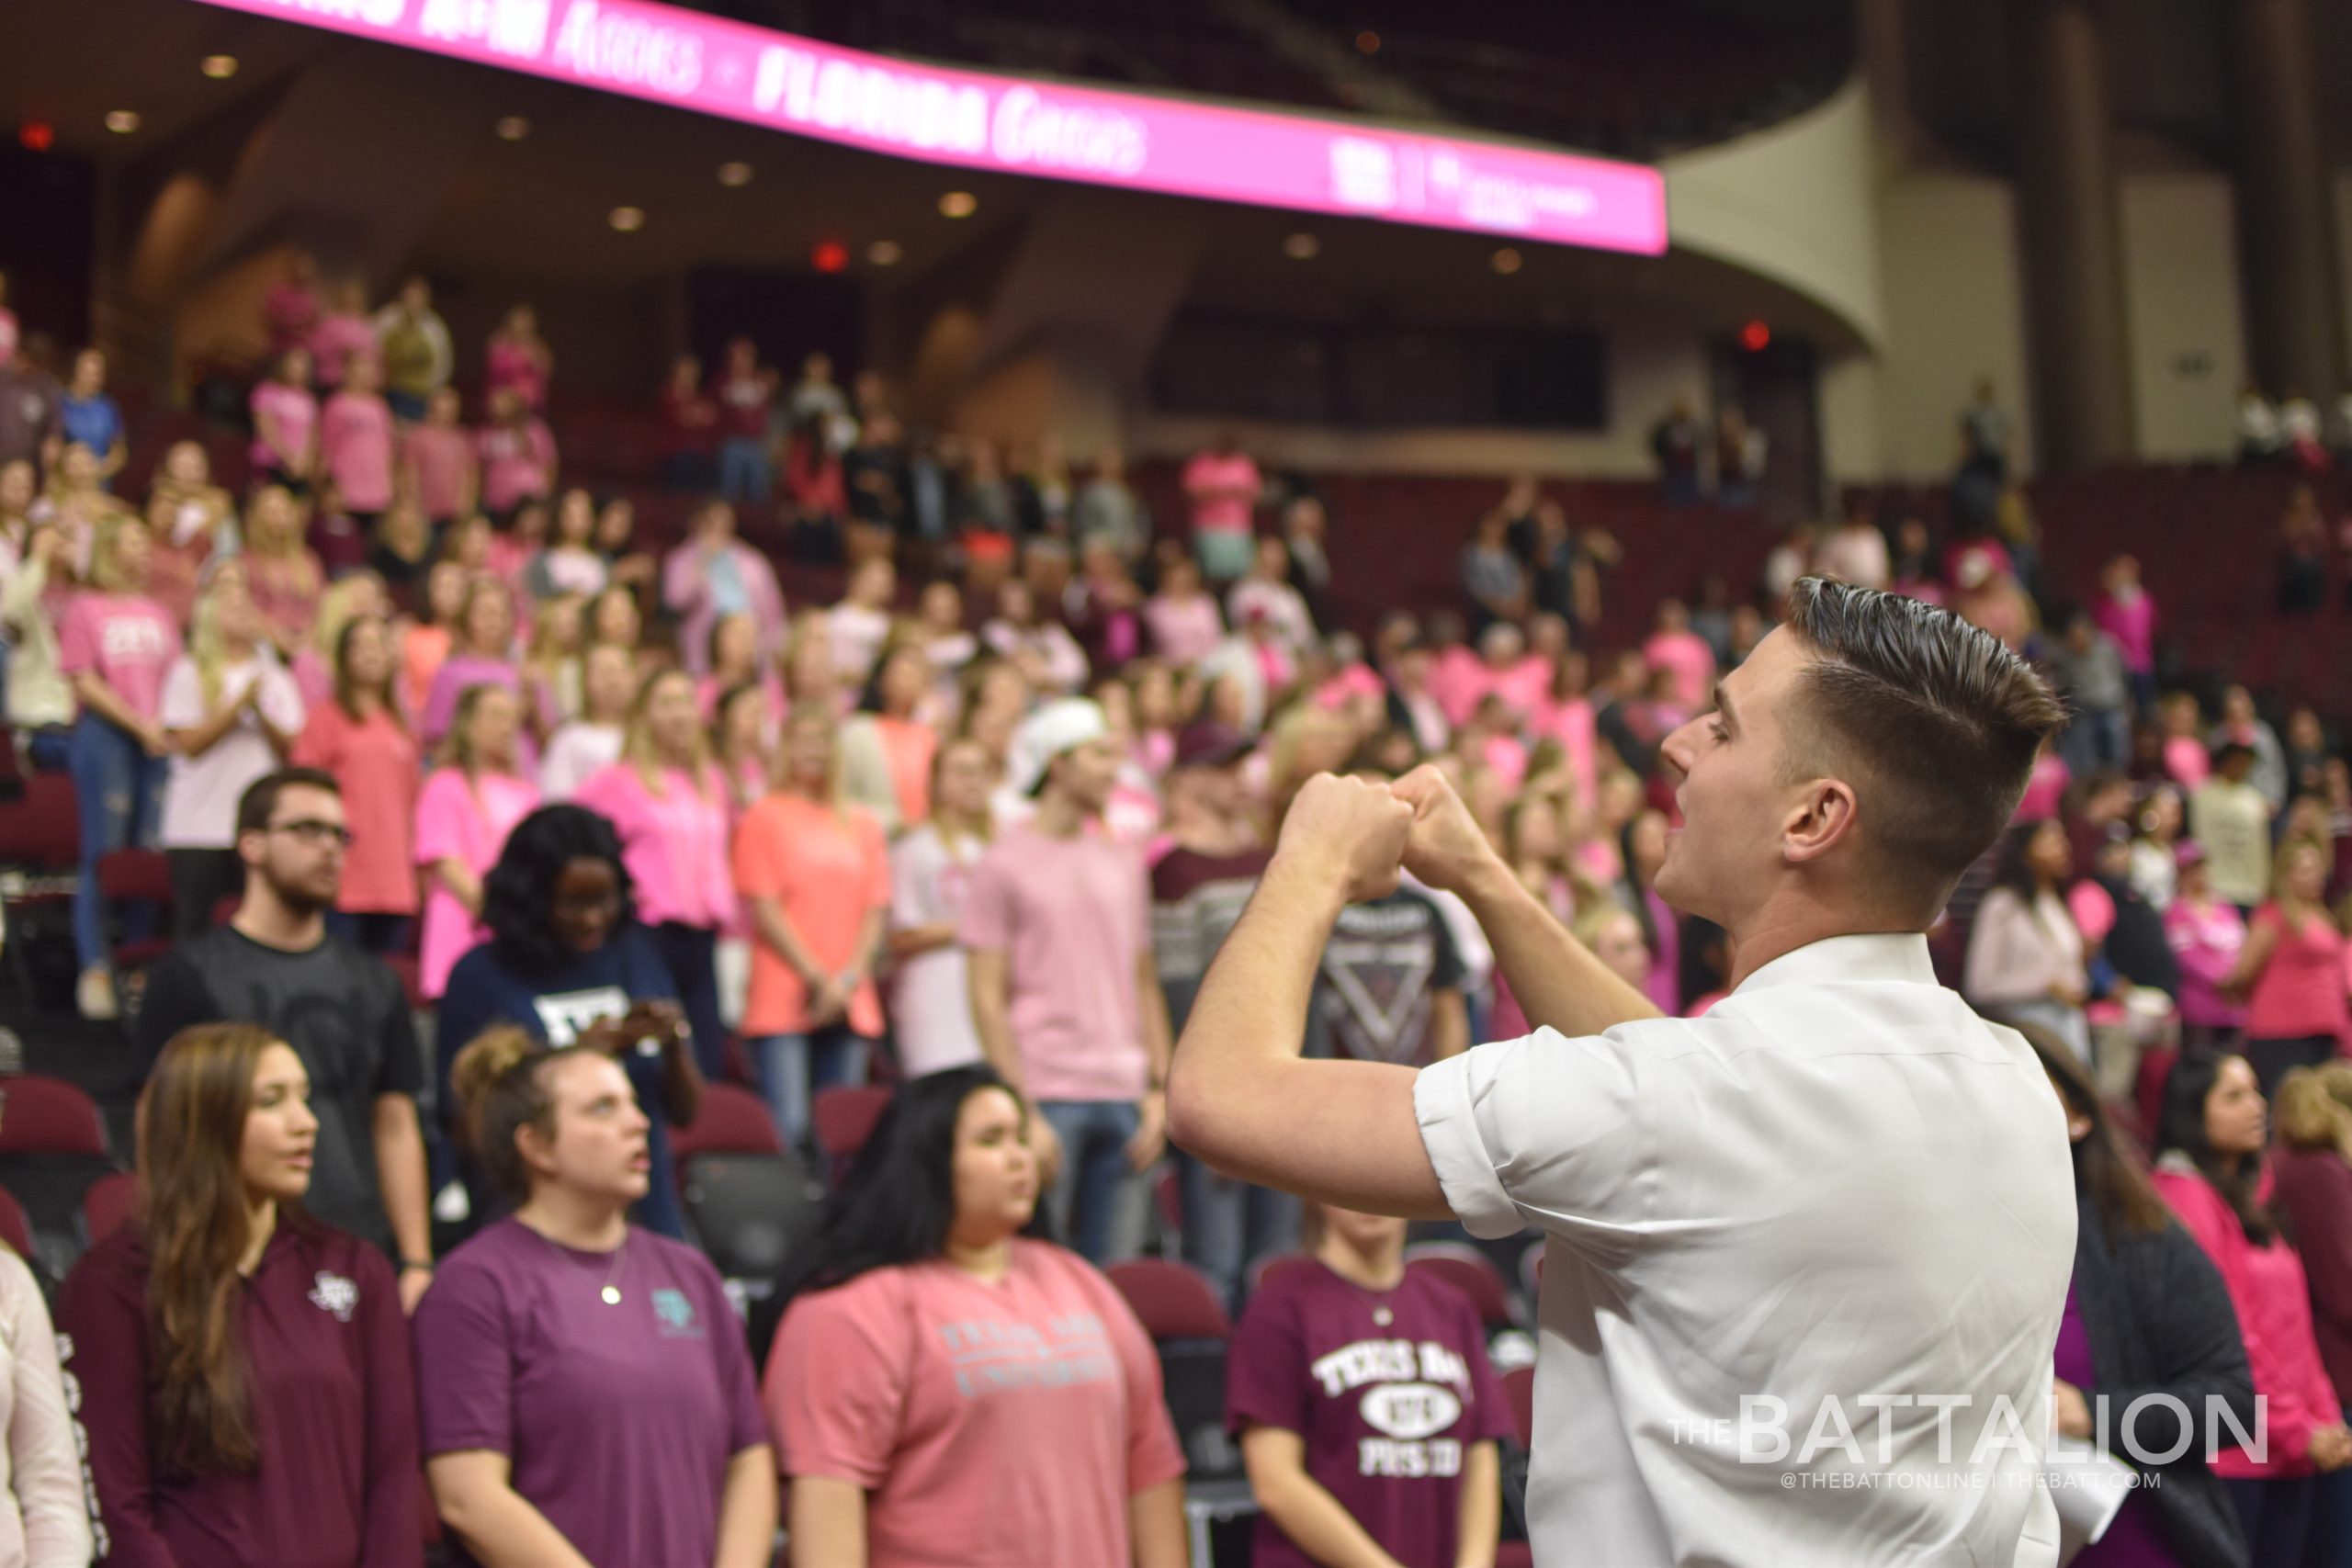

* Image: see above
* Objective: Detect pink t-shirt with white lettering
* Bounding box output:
[765,1240,1185,1568]
[57,592,178,722]
[1181,452,1261,537]
[320,390,396,512]
[573,763,735,931]
[957,825,1151,1103]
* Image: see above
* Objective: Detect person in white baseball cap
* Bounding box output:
[958,696,1175,1262]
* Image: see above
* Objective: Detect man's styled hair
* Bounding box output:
[1779,577,2065,908]
[235,768,342,838]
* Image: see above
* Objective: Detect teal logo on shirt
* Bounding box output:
[652,1288,701,1338]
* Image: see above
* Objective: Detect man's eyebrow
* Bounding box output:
[1713,688,1737,730]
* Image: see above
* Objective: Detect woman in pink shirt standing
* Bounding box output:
[476,388,557,523]
[731,709,890,1149]
[2227,839,2350,1100]
[413,682,540,999]
[249,347,319,493]
[576,668,736,1080]
[400,387,478,527]
[292,613,421,953]
[60,515,179,1021]
[763,1065,1187,1568]
[483,303,552,411]
[2165,842,2249,1054]
[240,485,324,661]
[2092,552,2158,716]
[318,352,397,527]
[2152,1053,2352,1562]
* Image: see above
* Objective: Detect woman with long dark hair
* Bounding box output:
[435,804,701,1239]
[58,1022,419,1566]
[2022,1027,2256,1567]
[763,1065,1186,1568]
[2153,1053,2352,1562]
[1966,817,2094,1062]
[415,1029,773,1568]
[292,613,420,953]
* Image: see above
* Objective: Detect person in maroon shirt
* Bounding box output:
[1227,1201,1510,1568]
[57,1022,422,1568]
[2276,1063,2352,1412]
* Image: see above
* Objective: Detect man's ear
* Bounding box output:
[1781,777,1860,866]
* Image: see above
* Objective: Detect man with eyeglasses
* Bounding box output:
[133,767,436,1312]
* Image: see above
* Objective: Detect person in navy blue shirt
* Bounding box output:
[52,345,126,485]
[436,804,703,1238]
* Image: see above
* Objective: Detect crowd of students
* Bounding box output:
[5,263,2352,1564]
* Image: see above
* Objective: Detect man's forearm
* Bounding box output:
[1457,859,1660,1039]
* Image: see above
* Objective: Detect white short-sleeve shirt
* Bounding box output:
[1415,932,2073,1567]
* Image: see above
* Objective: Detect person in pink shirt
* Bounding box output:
[695,613,781,725]
[305,277,375,390]
[2228,839,2350,1099]
[318,351,396,525]
[2166,843,2249,1053]
[763,1065,1187,1568]
[1181,433,1261,585]
[249,347,319,492]
[263,249,321,362]
[240,485,324,661]
[413,682,540,998]
[1528,647,1600,814]
[482,302,552,411]
[0,270,17,369]
[291,613,420,953]
[2152,1054,2352,1561]
[60,515,179,1021]
[1424,612,1487,729]
[575,668,736,1079]
[2163,693,2213,791]
[419,576,530,749]
[477,387,557,521]
[733,709,891,1149]
[2091,553,2158,715]
[1642,598,1718,710]
[841,643,938,834]
[713,679,777,818]
[663,501,786,678]
[400,387,477,525]
[1141,554,1224,668]
[2013,740,2073,825]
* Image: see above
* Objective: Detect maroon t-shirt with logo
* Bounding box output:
[1226,1260,1513,1568]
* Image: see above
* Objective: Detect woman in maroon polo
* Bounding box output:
[58,1023,421,1568]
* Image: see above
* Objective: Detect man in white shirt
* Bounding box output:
[1170,578,2077,1565]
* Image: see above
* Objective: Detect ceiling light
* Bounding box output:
[717,161,753,186]
[608,206,645,231]
[200,54,239,79]
[866,240,903,267]
[938,190,978,219]
[1491,247,1523,275]
[495,115,531,141]
[1283,231,1319,260]
[1355,30,1381,53]
[105,110,141,135]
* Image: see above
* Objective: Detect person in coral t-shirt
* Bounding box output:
[763,1066,1185,1568]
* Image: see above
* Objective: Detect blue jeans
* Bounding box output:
[2057,705,2132,779]
[1175,1148,1300,1314]
[751,1026,871,1152]
[2227,1475,2316,1567]
[718,438,772,505]
[1038,1099,1142,1264]
[70,713,166,970]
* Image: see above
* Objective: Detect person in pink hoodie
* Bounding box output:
[2151,1052,2352,1563]
[2091,552,2158,716]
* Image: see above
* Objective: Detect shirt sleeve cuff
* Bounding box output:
[1413,1052,1523,1240]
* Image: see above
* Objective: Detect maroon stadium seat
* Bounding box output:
[670,1083,782,1162]
[0,1076,108,1157]
[811,1085,891,1169]
[1106,1258,1230,1342]
[1405,1241,1521,1330]
[80,1170,138,1245]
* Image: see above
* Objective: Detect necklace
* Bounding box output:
[1322,1256,1403,1327]
[527,1221,629,1305]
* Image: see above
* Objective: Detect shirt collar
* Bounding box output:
[1731,931,1939,996]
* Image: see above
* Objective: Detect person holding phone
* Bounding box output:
[436,804,704,1240]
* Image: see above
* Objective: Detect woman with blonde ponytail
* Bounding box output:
[57,1021,419,1567]
[415,1027,774,1568]
[2276,1061,2352,1414]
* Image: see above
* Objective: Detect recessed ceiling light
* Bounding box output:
[200,54,238,79]
[938,190,978,219]
[717,161,753,186]
[105,110,141,135]
[1283,231,1319,260]
[1491,247,1524,275]
[866,240,903,266]
[495,115,530,141]
[1355,30,1381,53]
[608,206,645,231]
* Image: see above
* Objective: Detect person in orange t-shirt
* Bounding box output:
[732,708,890,1149]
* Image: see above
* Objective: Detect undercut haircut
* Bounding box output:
[1779,577,2065,909]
